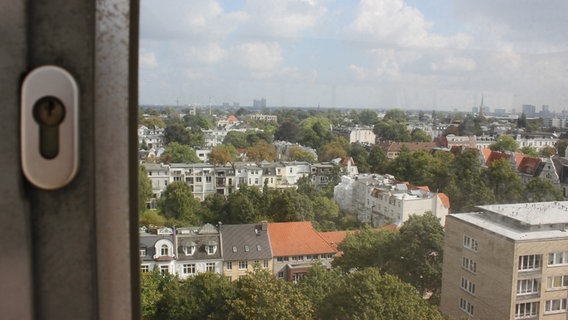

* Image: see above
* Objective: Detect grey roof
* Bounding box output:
[478,201,568,225]
[139,233,174,261]
[221,223,273,261]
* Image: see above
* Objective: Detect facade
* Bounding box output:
[334,174,450,227]
[220,222,273,281]
[349,128,376,145]
[268,222,338,282]
[441,202,568,320]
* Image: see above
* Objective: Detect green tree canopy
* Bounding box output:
[160,142,200,163]
[208,144,238,164]
[159,181,202,224]
[410,128,432,142]
[317,268,444,320]
[318,140,348,162]
[274,120,300,143]
[368,145,388,173]
[383,108,407,122]
[298,116,335,149]
[223,131,249,149]
[163,124,190,145]
[246,140,277,162]
[489,135,518,152]
[555,139,568,157]
[525,178,563,202]
[540,145,557,157]
[483,158,524,203]
[373,120,411,142]
[287,146,316,163]
[358,109,379,125]
[227,269,314,320]
[519,146,538,157]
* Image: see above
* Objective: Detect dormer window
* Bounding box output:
[183,246,196,256]
[206,240,218,255]
[140,247,147,257]
[160,244,169,256]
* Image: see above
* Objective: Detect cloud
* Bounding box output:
[187,43,228,64]
[139,51,158,68]
[233,42,284,79]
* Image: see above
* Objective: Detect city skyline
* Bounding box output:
[140,0,568,111]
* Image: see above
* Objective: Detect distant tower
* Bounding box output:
[478,94,485,117]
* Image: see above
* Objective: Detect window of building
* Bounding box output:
[461,256,476,273]
[139,247,147,257]
[547,275,568,290]
[463,235,478,252]
[277,257,289,262]
[517,279,539,295]
[140,265,149,272]
[244,245,249,252]
[278,272,284,279]
[196,177,202,183]
[515,302,538,319]
[238,261,248,270]
[183,246,195,256]
[545,298,567,314]
[206,262,215,272]
[226,276,232,281]
[257,245,261,251]
[186,177,193,183]
[518,255,542,271]
[159,265,169,274]
[263,260,269,268]
[548,251,568,266]
[206,176,212,183]
[207,245,217,255]
[226,261,232,270]
[183,263,195,275]
[459,298,474,316]
[460,277,476,295]
[160,244,169,256]
[293,272,306,282]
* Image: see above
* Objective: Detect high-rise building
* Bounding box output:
[522,104,537,117]
[441,202,568,320]
[253,98,266,108]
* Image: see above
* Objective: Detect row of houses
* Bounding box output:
[142,159,356,206]
[140,221,344,282]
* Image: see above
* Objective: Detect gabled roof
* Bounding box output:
[220,223,272,261]
[438,193,450,209]
[480,148,492,164]
[227,115,238,122]
[319,231,355,249]
[518,157,542,175]
[268,222,337,256]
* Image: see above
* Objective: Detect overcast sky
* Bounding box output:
[140,0,568,112]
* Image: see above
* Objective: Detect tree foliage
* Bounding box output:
[489,135,518,152]
[483,158,524,203]
[373,120,411,142]
[525,178,563,202]
[160,142,200,163]
[246,140,277,162]
[317,268,443,320]
[288,146,316,163]
[208,144,238,164]
[139,165,153,213]
[159,181,202,224]
[318,140,348,162]
[163,124,191,145]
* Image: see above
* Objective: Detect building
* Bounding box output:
[379,141,439,159]
[349,128,376,145]
[139,227,176,274]
[440,202,568,320]
[334,174,450,227]
[220,222,273,281]
[268,221,338,282]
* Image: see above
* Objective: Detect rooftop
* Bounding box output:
[452,201,568,242]
[268,222,337,256]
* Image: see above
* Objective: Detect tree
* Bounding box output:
[141,270,176,320]
[349,144,370,173]
[484,158,524,203]
[389,213,444,303]
[227,269,314,320]
[555,139,568,157]
[288,146,316,163]
[224,185,264,224]
[383,108,407,122]
[333,226,396,272]
[139,211,166,227]
[139,166,153,213]
[298,263,341,307]
[519,146,538,157]
[368,145,388,173]
[318,140,348,162]
[246,140,276,162]
[358,109,379,126]
[159,181,202,224]
[373,120,411,142]
[223,131,249,149]
[443,149,495,212]
[160,142,200,163]
[163,124,190,145]
[141,116,165,129]
[517,113,528,129]
[267,189,314,222]
[173,273,234,320]
[274,120,299,143]
[489,135,518,152]
[387,149,436,187]
[540,145,557,157]
[410,128,432,142]
[208,144,238,164]
[317,269,444,320]
[525,178,563,202]
[298,117,335,149]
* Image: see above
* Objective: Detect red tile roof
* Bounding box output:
[481,148,492,164]
[438,193,450,209]
[268,222,338,256]
[518,157,542,175]
[227,115,238,122]
[319,231,353,249]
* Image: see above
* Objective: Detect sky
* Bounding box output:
[140,0,568,112]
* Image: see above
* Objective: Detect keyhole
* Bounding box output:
[33,96,66,159]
